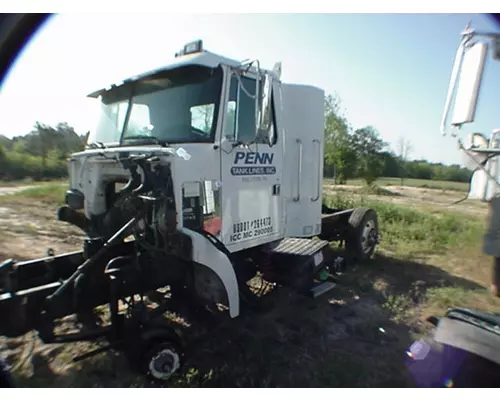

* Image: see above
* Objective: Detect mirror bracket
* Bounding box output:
[493,37,500,61]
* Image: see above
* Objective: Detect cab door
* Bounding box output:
[218,70,283,252]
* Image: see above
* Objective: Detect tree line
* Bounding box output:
[0,94,472,184]
[323,94,472,185]
[0,122,86,181]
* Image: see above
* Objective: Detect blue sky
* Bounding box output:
[0,13,498,165]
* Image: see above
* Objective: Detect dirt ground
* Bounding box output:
[0,183,493,387]
[0,186,42,197]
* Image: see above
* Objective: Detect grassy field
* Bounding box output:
[342,177,470,192]
[0,179,498,387]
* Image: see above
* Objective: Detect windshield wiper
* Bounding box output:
[121,135,168,147]
[86,141,107,149]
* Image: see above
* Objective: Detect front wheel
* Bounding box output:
[345,208,380,262]
[141,341,184,383]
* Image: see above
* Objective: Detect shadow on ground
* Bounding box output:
[7,292,414,388]
[3,254,487,388]
[344,253,486,303]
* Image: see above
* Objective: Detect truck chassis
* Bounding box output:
[0,145,380,385]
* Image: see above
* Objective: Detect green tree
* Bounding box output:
[28,122,57,170]
[380,150,400,177]
[0,135,11,150]
[351,126,387,185]
[54,122,85,157]
[323,94,356,184]
[0,144,5,172]
[22,121,84,168]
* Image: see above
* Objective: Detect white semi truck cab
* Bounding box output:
[66,40,327,252]
[0,40,381,382]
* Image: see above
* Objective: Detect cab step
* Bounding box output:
[310,281,336,298]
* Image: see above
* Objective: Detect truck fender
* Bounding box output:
[180,228,240,318]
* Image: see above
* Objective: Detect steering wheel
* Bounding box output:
[190,125,210,138]
[156,124,210,141]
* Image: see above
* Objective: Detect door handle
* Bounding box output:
[311,139,321,202]
[293,139,302,202]
[273,184,280,196]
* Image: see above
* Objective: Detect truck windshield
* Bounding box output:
[87,65,223,146]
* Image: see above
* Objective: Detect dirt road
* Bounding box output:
[0,186,39,196]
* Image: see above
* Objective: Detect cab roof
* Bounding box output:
[87,50,250,99]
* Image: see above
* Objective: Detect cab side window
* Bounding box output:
[225,74,278,146]
[190,103,215,136]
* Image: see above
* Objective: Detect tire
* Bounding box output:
[141,340,184,384]
[345,208,379,262]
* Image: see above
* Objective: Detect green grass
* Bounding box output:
[326,191,485,256]
[0,184,67,206]
[364,200,483,256]
[325,191,497,327]
[424,286,500,314]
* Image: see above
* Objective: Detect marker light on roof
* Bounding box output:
[175,40,203,57]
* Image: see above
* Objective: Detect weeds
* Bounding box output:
[423,286,499,315]
[325,190,497,334]
[325,192,484,256]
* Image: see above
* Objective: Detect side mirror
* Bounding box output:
[451,41,488,126]
[258,73,273,132]
[256,63,280,142]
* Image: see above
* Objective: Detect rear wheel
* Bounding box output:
[345,208,379,261]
